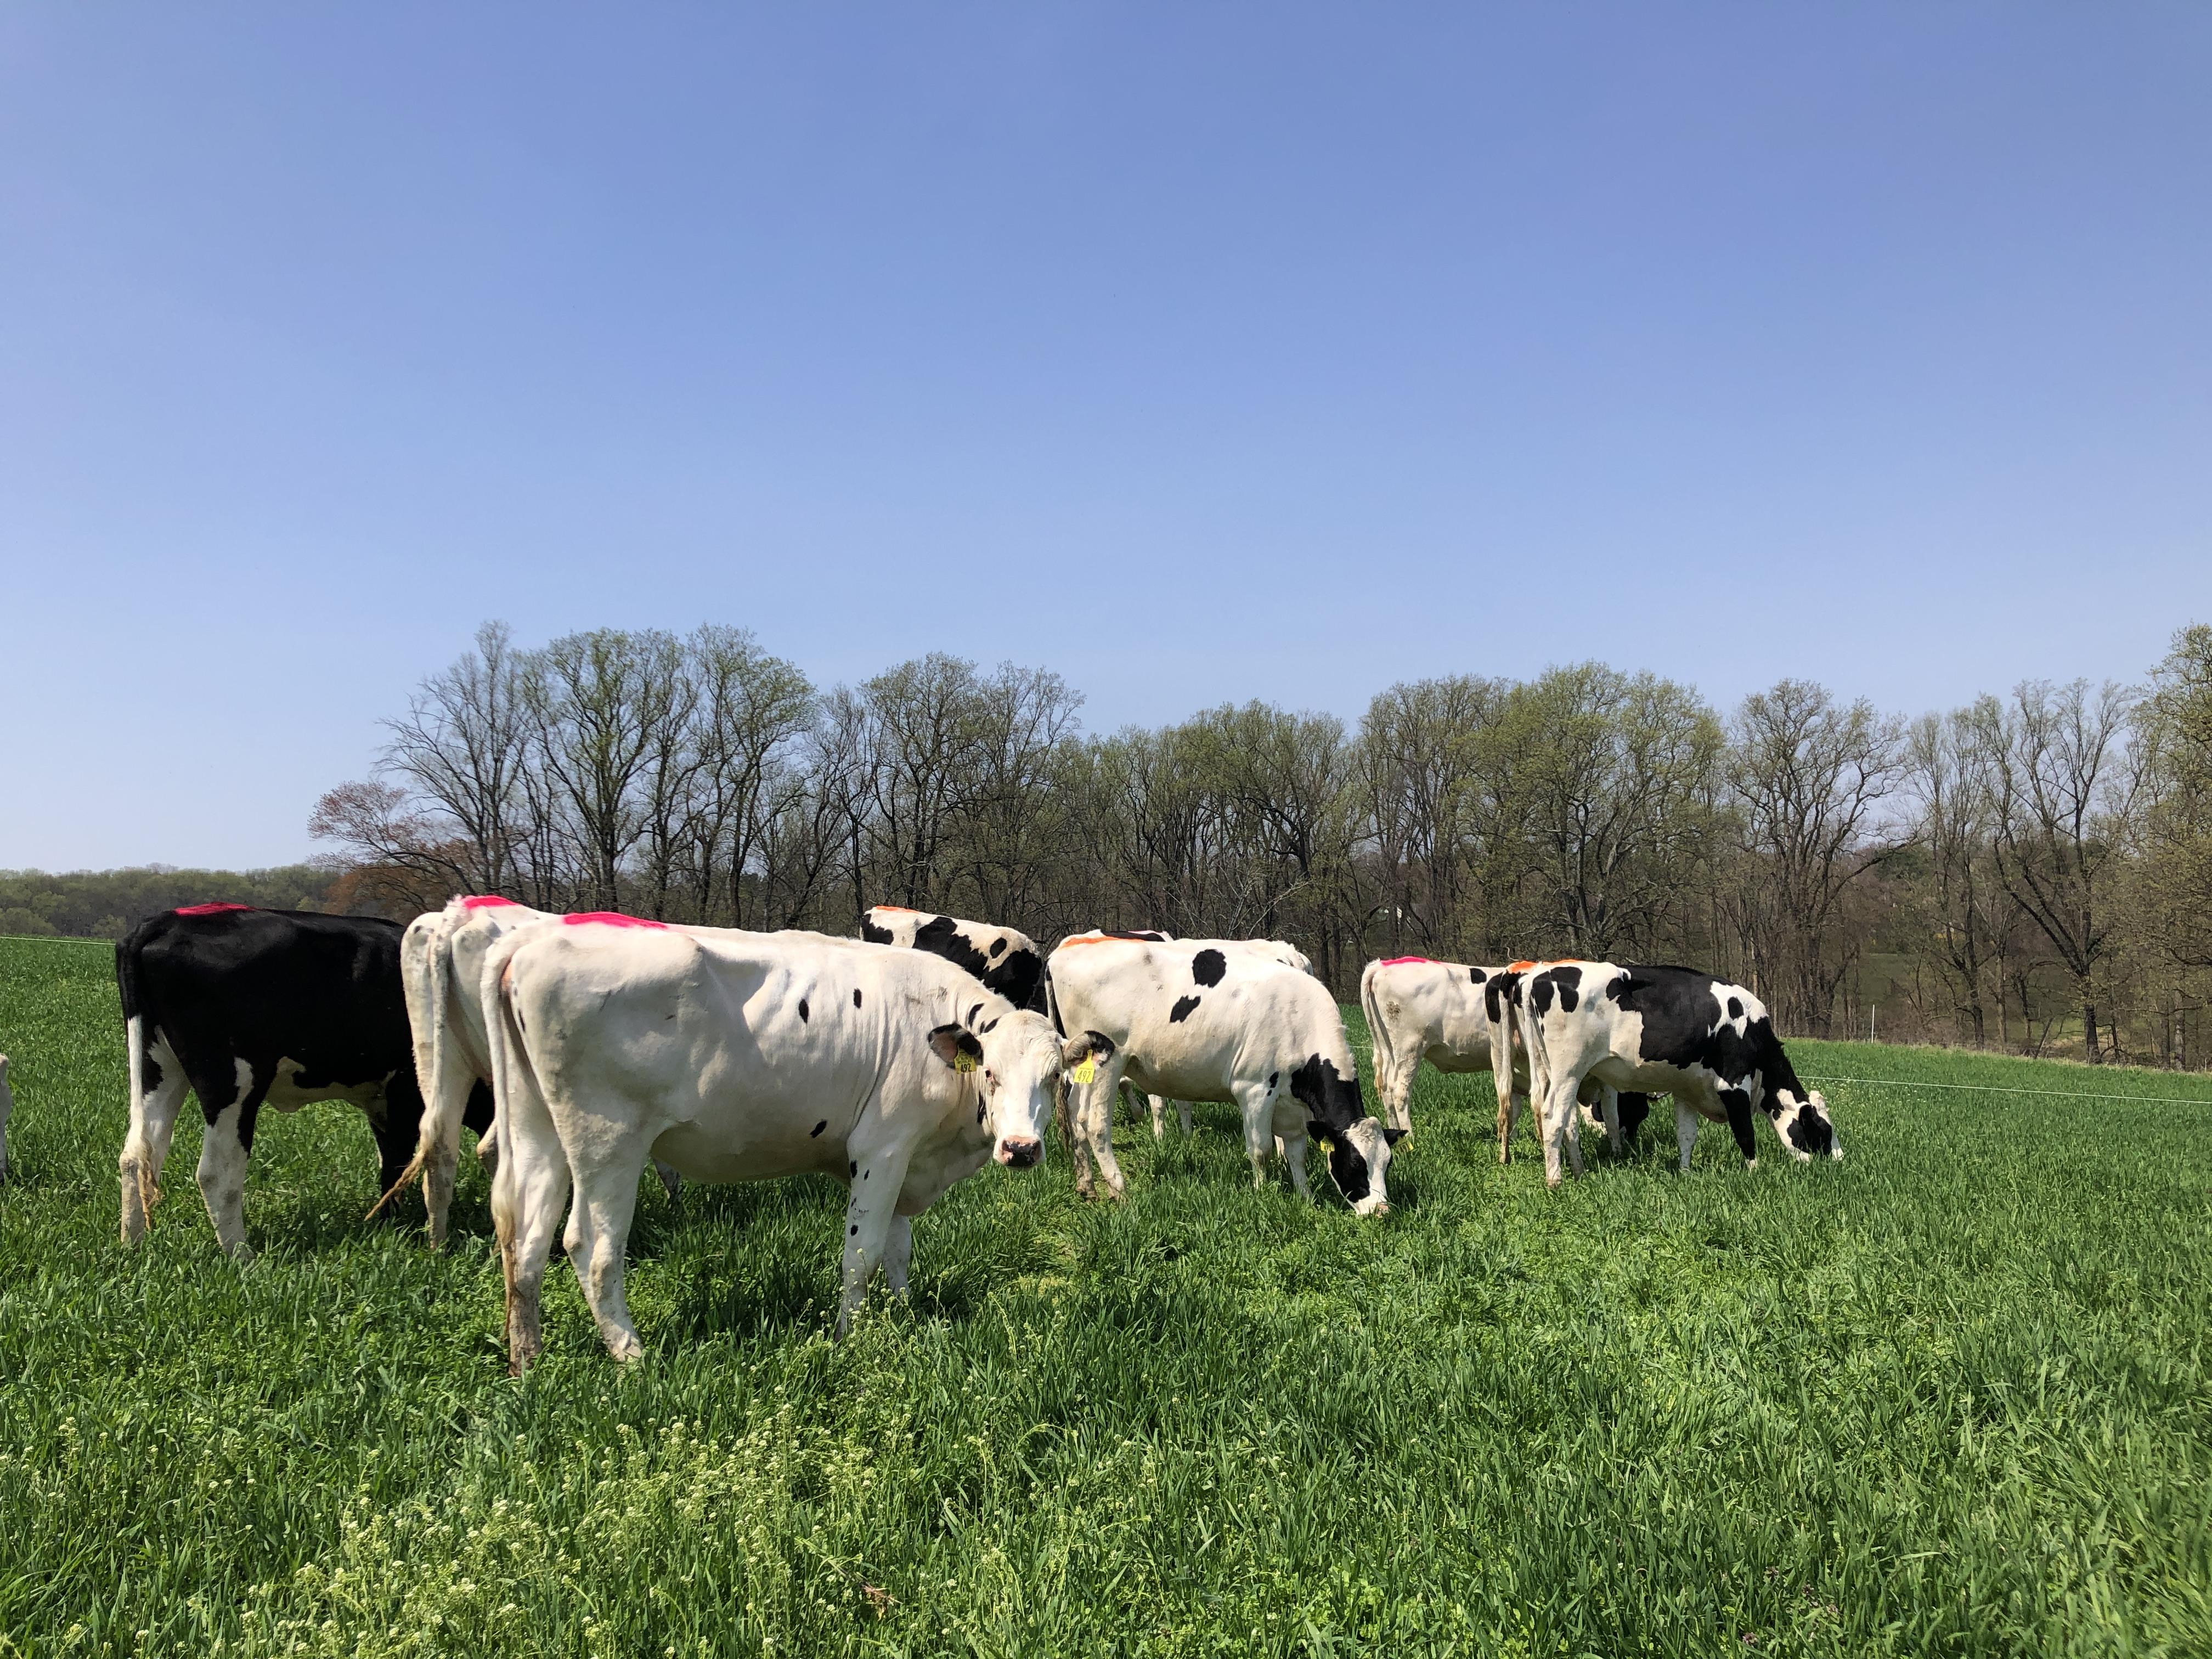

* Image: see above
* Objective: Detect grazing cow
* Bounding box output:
[1062,930,1314,1138]
[0,1054,12,1180]
[1511,961,1840,1186]
[860,906,1045,1011]
[116,905,489,1257]
[377,895,684,1244]
[486,915,1100,1369]
[1044,934,1401,1212]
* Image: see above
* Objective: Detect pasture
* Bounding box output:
[2,935,2208,1657]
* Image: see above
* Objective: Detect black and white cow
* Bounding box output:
[484,915,1096,1368]
[1510,961,1840,1186]
[860,906,1046,1012]
[1044,934,1401,1212]
[116,905,492,1257]
[1064,929,1314,1139]
[1360,955,1528,1147]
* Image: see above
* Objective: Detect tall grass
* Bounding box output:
[1,936,2207,1656]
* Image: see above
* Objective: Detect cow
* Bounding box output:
[1359,953,1651,1159]
[1510,961,1841,1186]
[115,905,490,1257]
[0,1054,13,1180]
[1359,955,1526,1147]
[1060,930,1314,1139]
[860,906,1045,1011]
[484,913,1101,1370]
[375,894,681,1245]
[1043,934,1401,1213]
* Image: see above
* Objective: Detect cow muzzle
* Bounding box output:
[996,1136,1043,1169]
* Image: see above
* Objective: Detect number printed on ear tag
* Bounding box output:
[1069,1058,1097,1085]
[954,1051,978,1073]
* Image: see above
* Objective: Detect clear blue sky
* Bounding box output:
[4,4,2208,871]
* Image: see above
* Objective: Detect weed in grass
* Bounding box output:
[1,936,2208,1655]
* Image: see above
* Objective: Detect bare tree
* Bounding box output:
[1906,710,2002,1043]
[374,621,532,894]
[1971,680,2143,1063]
[1728,680,1905,1036]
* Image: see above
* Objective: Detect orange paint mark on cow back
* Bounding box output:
[872,905,919,915]
[1054,934,1140,949]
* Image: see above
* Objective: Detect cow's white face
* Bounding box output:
[935,1012,1090,1170]
[1770,1087,1840,1161]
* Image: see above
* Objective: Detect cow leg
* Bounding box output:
[1176,1099,1193,1137]
[562,1142,650,1363]
[1076,1059,1130,1202]
[1538,1075,1582,1188]
[1148,1089,1167,1141]
[120,1023,189,1244]
[653,1160,682,1204]
[491,1109,571,1375]
[881,1214,914,1296]
[1675,1097,1701,1172]
[836,1144,916,1336]
[1596,1084,1622,1155]
[1721,1090,1759,1167]
[194,1063,264,1261]
[1237,1081,1279,1192]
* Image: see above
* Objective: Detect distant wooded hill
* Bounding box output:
[0,866,347,939]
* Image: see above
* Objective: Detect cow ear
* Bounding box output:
[1061,1029,1114,1068]
[1307,1119,1332,1147]
[928,1024,983,1074]
[1381,1125,1407,1146]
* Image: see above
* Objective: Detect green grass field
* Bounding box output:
[2,935,2209,1657]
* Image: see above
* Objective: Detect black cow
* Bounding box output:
[859,906,1046,1011]
[117,905,491,1256]
[1505,960,1840,1185]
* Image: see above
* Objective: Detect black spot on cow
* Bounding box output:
[1469,966,1486,984]
[1615,1091,1653,1143]
[977,1103,986,1123]
[798,998,809,1023]
[913,914,992,983]
[849,1160,857,1176]
[1169,995,1201,1023]
[860,918,894,944]
[1107,929,1166,941]
[1190,949,1227,988]
[1289,1054,1375,1204]
[1529,964,1582,1015]
[1784,1103,1835,1156]
[853,988,862,1008]
[1267,1071,1278,1090]
[1717,1088,1758,1161]
[811,1120,827,1137]
[989,939,1006,957]
[967,1003,983,1029]
[980,1017,998,1034]
[850,1224,859,1236]
[1727,996,1743,1020]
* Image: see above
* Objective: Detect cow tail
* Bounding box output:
[369,923,453,1220]
[1357,960,1395,1112]
[116,931,144,1108]
[484,946,548,1170]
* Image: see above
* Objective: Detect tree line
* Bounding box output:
[308,620,2212,1068]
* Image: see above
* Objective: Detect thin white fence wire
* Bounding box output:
[1804,1075,2210,1106]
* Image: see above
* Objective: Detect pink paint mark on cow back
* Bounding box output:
[1378,956,1432,967]
[562,911,668,930]
[460,894,522,910]
[175,902,253,916]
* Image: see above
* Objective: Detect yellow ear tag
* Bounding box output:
[953,1051,978,1074]
[1069,1058,1097,1085]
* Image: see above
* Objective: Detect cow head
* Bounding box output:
[1768,1087,1841,1161]
[932,1013,1103,1170]
[1290,1054,1403,1216]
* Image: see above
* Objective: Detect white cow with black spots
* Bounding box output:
[1043,934,1400,1212]
[1511,961,1841,1186]
[1358,955,1529,1148]
[484,913,1098,1370]
[860,905,1046,1009]
[1060,930,1314,1139]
